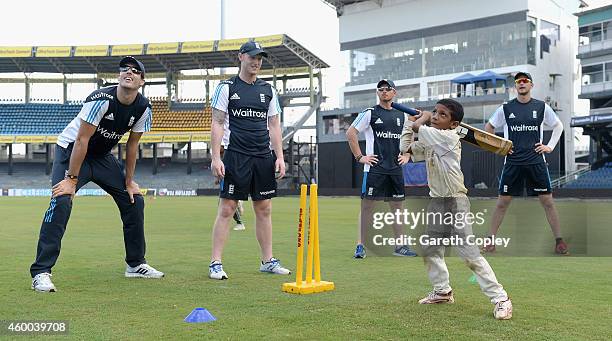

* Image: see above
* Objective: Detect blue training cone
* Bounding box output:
[184,308,216,323]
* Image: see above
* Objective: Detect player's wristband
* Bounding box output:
[355,154,363,162]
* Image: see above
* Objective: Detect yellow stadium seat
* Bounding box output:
[149,98,211,133]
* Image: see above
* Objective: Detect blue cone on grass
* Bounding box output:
[184,308,216,323]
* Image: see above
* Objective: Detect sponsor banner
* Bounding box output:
[15,135,46,143]
[77,189,107,196]
[139,134,164,143]
[7,188,107,197]
[0,46,32,58]
[147,42,179,55]
[0,136,15,143]
[163,135,190,143]
[255,34,284,47]
[97,72,166,79]
[111,44,144,56]
[1,134,212,144]
[259,66,310,76]
[141,188,157,196]
[74,45,108,57]
[190,133,211,142]
[181,40,214,53]
[8,189,51,197]
[217,38,249,51]
[158,188,197,197]
[36,46,71,57]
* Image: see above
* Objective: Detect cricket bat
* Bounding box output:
[391,102,513,156]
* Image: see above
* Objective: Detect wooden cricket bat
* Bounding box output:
[456,123,513,156]
[391,102,513,156]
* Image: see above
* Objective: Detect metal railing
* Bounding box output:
[578,38,612,55]
[581,81,612,95]
[550,165,592,188]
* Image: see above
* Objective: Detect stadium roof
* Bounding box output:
[0,34,328,75]
[321,0,379,16]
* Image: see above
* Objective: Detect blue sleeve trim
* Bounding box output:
[86,101,105,124]
[211,84,225,107]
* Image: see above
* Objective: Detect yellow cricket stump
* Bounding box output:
[282,184,335,294]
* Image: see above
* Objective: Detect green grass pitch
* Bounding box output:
[1,196,611,340]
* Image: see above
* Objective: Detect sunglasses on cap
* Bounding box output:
[119,66,142,75]
[514,78,531,85]
[377,87,394,92]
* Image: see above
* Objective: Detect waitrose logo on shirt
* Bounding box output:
[375,131,401,139]
[231,108,267,118]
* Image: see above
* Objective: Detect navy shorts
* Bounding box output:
[361,172,405,201]
[220,149,277,201]
[498,163,552,196]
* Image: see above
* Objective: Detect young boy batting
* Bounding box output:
[399,99,513,320]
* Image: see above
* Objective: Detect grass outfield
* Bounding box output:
[1,196,611,340]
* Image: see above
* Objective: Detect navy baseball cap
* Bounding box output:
[514,72,532,81]
[119,56,146,78]
[377,79,396,89]
[239,41,268,57]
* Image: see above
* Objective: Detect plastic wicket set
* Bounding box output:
[282,184,335,294]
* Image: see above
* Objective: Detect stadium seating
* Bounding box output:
[0,99,212,135]
[149,97,211,132]
[0,103,79,134]
[563,162,612,189]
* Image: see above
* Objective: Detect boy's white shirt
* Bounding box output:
[401,121,467,198]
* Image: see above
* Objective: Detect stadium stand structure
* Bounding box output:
[0,103,78,135]
[0,34,327,188]
[563,162,612,189]
[0,100,212,135]
[149,98,211,132]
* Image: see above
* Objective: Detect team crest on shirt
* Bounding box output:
[128,116,135,127]
[396,118,401,126]
[260,93,266,103]
[532,110,537,119]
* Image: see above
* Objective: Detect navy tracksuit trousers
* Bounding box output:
[30,144,147,277]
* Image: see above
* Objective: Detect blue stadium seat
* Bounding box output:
[0,103,79,135]
[563,164,612,189]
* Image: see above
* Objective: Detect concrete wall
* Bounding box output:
[339,0,528,44]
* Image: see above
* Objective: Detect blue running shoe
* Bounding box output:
[393,246,417,257]
[354,244,366,259]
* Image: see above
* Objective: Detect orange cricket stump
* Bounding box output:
[282,184,335,294]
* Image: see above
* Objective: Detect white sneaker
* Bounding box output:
[125,263,165,278]
[32,273,56,292]
[418,290,455,304]
[494,299,513,320]
[209,261,228,280]
[260,257,291,275]
[233,223,246,231]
